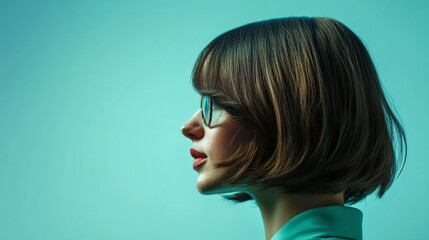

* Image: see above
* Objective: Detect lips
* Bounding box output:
[190,148,207,159]
[190,148,207,169]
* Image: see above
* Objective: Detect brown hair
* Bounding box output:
[192,17,407,204]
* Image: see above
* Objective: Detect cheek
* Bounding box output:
[208,120,247,164]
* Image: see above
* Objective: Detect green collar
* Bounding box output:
[271,205,363,240]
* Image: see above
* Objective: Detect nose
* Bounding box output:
[181,110,204,140]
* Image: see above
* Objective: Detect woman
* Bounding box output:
[181,17,406,240]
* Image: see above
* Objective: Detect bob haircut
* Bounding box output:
[192,17,407,204]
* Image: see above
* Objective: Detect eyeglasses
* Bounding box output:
[200,95,228,127]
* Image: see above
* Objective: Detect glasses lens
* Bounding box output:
[201,96,212,126]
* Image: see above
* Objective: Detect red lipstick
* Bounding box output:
[190,148,207,169]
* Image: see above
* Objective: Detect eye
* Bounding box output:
[212,103,222,111]
[211,98,224,110]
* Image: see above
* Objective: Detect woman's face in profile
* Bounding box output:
[181,107,247,195]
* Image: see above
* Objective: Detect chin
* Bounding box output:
[196,174,244,196]
[195,174,229,195]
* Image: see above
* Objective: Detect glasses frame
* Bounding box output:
[200,95,213,127]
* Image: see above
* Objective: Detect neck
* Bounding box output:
[248,188,344,240]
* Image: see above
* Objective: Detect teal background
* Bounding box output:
[1,0,428,239]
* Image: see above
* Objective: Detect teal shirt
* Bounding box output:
[271,206,363,240]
